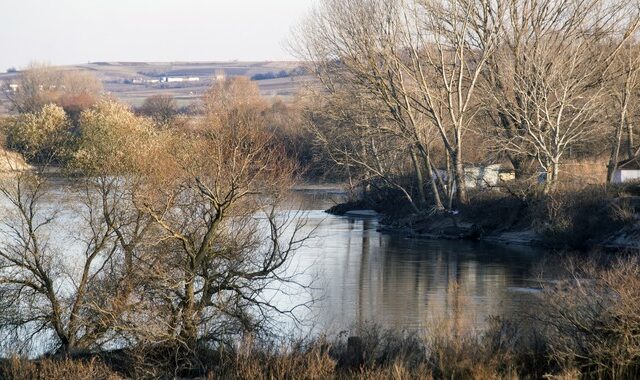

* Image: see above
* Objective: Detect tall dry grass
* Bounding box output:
[0,356,121,380]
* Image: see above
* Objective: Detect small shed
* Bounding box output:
[613,157,640,183]
[464,163,515,188]
[437,163,515,189]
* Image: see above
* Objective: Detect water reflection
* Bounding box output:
[284,189,545,334]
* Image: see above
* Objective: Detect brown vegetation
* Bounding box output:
[4,254,640,379]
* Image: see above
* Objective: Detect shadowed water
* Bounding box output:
[278,188,547,335]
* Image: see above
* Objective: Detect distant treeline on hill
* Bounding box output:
[250,66,308,81]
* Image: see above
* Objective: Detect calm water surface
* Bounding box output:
[280,189,546,334]
[5,182,547,341]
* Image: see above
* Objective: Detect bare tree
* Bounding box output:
[606,41,640,182]
[402,0,502,205]
[303,85,431,212]
[137,94,178,127]
[485,0,639,191]
[0,170,134,355]
[295,0,438,210]
[0,100,163,356]
[296,0,502,208]
[5,63,102,116]
[4,63,61,114]
[132,79,311,354]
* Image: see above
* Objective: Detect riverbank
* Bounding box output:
[327,183,640,251]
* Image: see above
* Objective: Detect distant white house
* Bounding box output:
[8,83,18,92]
[613,157,640,183]
[464,164,512,188]
[436,163,515,189]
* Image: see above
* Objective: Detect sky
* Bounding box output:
[0,0,316,70]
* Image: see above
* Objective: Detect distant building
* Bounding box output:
[464,164,508,188]
[187,77,200,82]
[8,84,18,92]
[436,163,515,189]
[613,157,640,183]
[162,77,184,83]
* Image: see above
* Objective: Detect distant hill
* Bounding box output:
[0,61,315,113]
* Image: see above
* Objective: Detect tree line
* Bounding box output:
[293,0,640,212]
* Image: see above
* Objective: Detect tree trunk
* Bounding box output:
[410,148,427,209]
[417,145,444,210]
[451,151,467,206]
[607,115,625,183]
[610,75,632,181]
[445,155,455,210]
[423,153,444,210]
[180,271,199,347]
[499,113,530,180]
[627,123,634,160]
[543,162,559,193]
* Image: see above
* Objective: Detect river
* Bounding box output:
[0,181,549,352]
[275,188,547,336]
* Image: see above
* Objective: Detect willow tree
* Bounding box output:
[6,103,74,164]
[0,100,160,355]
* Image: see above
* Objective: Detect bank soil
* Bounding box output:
[328,186,640,251]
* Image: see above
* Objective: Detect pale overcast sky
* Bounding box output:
[0,0,316,70]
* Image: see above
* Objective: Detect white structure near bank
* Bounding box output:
[613,157,640,183]
[436,163,515,189]
[464,164,513,188]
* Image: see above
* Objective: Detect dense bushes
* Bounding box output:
[452,181,640,250]
[5,104,75,164]
[521,182,639,249]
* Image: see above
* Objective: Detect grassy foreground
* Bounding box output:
[3,255,640,379]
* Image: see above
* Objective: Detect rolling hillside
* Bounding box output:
[0,61,315,113]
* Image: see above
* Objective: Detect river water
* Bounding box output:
[0,181,548,351]
[277,188,547,335]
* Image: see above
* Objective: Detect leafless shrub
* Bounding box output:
[537,257,640,378]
